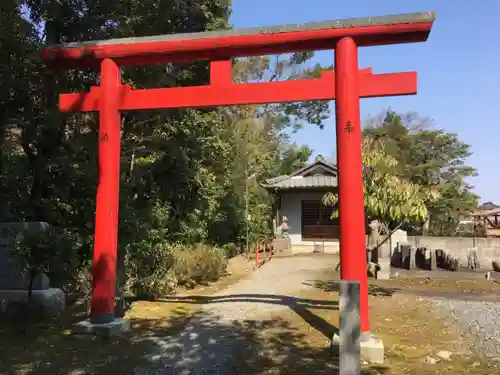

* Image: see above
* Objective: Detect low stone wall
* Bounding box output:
[391,246,461,271]
[408,236,500,270]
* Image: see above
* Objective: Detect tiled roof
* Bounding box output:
[262,159,338,190]
[263,175,337,189]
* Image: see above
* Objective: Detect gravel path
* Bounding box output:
[431,299,500,360]
[134,255,338,375]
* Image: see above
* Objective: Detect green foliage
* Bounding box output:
[1,2,331,296]
[172,244,228,289]
[125,242,177,299]
[11,228,82,289]
[125,242,227,297]
[323,135,440,228]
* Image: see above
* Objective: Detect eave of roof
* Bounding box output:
[262,175,337,190]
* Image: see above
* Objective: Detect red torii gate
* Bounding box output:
[41,12,435,335]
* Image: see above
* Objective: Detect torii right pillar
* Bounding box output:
[333,36,385,364]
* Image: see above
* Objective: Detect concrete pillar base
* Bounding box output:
[332,332,385,364]
[72,317,130,339]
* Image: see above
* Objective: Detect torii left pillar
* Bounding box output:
[91,59,121,323]
[73,58,131,334]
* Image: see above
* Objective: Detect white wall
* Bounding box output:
[280,191,339,247]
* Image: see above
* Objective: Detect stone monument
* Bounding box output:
[0,222,65,319]
[376,228,408,280]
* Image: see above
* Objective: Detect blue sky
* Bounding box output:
[230,1,500,203]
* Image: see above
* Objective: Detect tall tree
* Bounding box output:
[363,109,479,235]
[323,135,439,234]
[1,1,331,292]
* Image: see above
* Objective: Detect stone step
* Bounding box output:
[292,245,340,254]
[272,250,294,258]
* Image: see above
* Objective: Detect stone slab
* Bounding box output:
[402,245,416,270]
[390,244,403,268]
[409,247,416,270]
[415,247,424,268]
[401,245,409,269]
[435,249,444,268]
[416,247,432,270]
[0,288,65,319]
[430,249,437,270]
[72,318,130,338]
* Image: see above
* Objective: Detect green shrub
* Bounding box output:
[125,242,177,299]
[221,242,241,259]
[64,260,92,296]
[173,244,227,288]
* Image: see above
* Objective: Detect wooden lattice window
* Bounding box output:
[301,200,339,240]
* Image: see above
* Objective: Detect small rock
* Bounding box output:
[437,350,452,360]
[362,361,368,365]
[425,356,438,364]
[472,362,481,368]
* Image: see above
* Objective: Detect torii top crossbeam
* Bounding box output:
[41,12,435,69]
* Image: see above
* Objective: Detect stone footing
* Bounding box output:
[72,318,130,338]
[332,333,385,364]
[360,334,384,364]
[0,288,65,319]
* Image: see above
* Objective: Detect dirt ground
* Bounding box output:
[1,254,499,375]
[304,268,499,375]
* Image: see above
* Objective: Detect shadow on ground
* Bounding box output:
[0,292,386,375]
[133,309,388,375]
[151,293,340,341]
[305,279,401,297]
